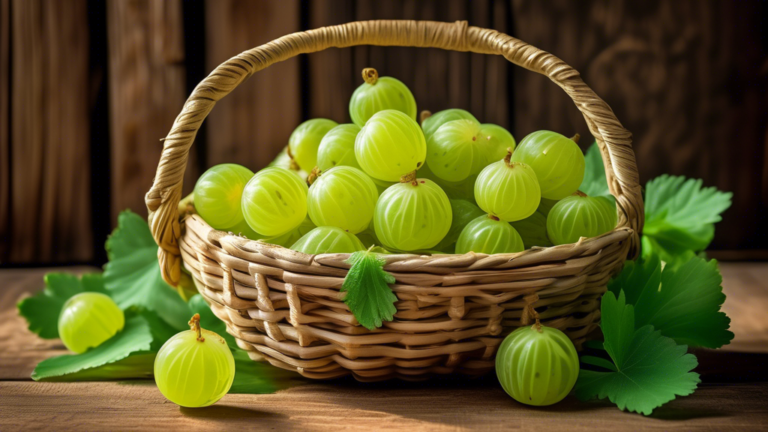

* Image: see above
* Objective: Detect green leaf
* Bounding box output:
[17,273,107,339]
[607,253,662,306]
[609,253,733,348]
[575,291,700,415]
[32,315,154,381]
[341,250,397,330]
[104,210,191,330]
[229,351,280,394]
[579,142,611,198]
[643,175,732,260]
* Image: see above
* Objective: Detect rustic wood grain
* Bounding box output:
[1,380,766,431]
[512,0,768,252]
[8,0,92,263]
[0,0,9,262]
[107,0,196,220]
[204,0,301,171]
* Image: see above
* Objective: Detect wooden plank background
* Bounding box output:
[0,0,766,265]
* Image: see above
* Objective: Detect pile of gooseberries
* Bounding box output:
[193,67,617,255]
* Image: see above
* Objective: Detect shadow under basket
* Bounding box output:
[146,20,644,382]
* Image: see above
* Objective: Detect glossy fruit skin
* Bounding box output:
[475,160,541,222]
[546,194,617,245]
[355,110,427,182]
[291,226,366,254]
[307,166,379,234]
[288,119,338,172]
[349,76,417,126]
[511,131,585,200]
[154,328,235,408]
[194,164,254,230]
[374,179,452,251]
[317,124,362,172]
[241,167,308,237]
[58,293,125,354]
[426,120,487,182]
[455,215,524,255]
[478,123,516,162]
[495,324,579,406]
[426,120,516,182]
[434,199,486,251]
[421,108,479,141]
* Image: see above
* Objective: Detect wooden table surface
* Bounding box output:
[2,264,767,431]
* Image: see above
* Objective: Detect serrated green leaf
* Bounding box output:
[32,315,154,381]
[575,292,700,415]
[17,273,107,339]
[579,142,611,198]
[342,250,397,330]
[643,175,731,261]
[104,210,191,330]
[609,253,733,348]
[608,254,662,306]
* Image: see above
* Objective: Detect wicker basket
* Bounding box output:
[145,20,643,381]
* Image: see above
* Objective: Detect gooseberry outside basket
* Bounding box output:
[146,20,643,381]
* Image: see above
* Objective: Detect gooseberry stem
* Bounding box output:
[286,146,300,171]
[533,318,542,333]
[488,214,500,221]
[570,133,581,144]
[362,67,378,85]
[420,110,432,125]
[189,313,205,342]
[574,190,587,197]
[307,166,321,186]
[400,170,418,186]
[503,148,514,167]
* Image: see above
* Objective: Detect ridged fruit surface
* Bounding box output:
[546,194,617,245]
[194,164,254,230]
[474,160,541,222]
[495,324,579,406]
[349,74,417,126]
[241,167,308,237]
[307,166,378,234]
[373,179,451,251]
[455,215,524,255]
[511,131,585,200]
[154,324,235,408]
[58,292,125,354]
[355,110,427,182]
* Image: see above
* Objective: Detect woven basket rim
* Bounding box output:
[190,212,635,271]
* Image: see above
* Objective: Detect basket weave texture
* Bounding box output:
[146,20,643,381]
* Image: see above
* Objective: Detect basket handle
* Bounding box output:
[146,20,644,286]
